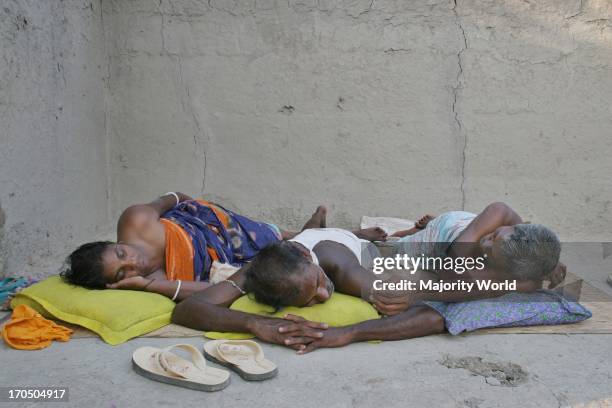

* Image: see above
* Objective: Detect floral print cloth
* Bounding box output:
[424,290,592,335]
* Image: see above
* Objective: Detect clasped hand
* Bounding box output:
[250,314,352,354]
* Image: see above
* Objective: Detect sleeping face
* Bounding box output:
[100,243,150,284]
[286,261,335,307]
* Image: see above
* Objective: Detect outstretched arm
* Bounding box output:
[172,293,328,346]
[287,306,444,354]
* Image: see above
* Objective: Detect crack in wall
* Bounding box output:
[176,53,208,196]
[566,0,584,20]
[99,0,113,223]
[452,0,468,210]
[158,0,208,196]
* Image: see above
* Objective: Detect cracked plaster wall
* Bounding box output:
[1,0,611,276]
[0,1,110,276]
[104,0,612,239]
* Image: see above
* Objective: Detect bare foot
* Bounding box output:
[354,227,388,242]
[301,205,327,230]
[415,214,435,229]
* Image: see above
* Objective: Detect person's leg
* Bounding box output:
[279,205,328,239]
[301,205,327,230]
[353,227,388,241]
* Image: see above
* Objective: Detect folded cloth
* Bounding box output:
[423,290,592,335]
[209,261,241,284]
[161,200,281,281]
[1,304,73,350]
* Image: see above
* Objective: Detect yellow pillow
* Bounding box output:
[10,276,175,345]
[206,292,380,339]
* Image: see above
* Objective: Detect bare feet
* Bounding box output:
[301,205,327,230]
[316,205,327,228]
[354,227,388,242]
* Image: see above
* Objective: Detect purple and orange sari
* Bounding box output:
[159,200,280,281]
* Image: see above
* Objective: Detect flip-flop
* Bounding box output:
[203,340,278,381]
[132,344,230,391]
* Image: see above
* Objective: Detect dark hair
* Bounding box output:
[244,241,309,310]
[61,241,113,289]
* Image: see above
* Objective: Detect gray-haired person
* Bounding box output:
[371,202,566,315]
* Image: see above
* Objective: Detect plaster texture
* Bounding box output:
[1,334,611,407]
[1,0,110,277]
[104,0,612,239]
[1,0,612,275]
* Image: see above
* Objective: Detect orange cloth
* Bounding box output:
[1,304,73,350]
[160,200,234,282]
[197,200,228,264]
[160,218,196,282]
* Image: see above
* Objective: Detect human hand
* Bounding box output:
[106,276,151,290]
[295,327,354,354]
[547,262,567,288]
[249,315,328,348]
[369,289,419,316]
[275,314,331,350]
[415,214,435,229]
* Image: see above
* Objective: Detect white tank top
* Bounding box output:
[290,228,362,265]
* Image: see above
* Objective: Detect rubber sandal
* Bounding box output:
[132,344,230,391]
[203,340,278,381]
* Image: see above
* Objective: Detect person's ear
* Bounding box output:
[298,248,310,259]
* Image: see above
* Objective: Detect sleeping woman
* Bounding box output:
[61,192,387,301]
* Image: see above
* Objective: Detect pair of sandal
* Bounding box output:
[132,340,277,392]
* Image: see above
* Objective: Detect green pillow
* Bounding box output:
[10,276,380,344]
[206,292,380,339]
[10,276,175,345]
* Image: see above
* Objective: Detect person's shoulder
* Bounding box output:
[118,205,158,233]
[315,240,359,266]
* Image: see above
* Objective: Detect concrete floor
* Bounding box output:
[0,333,611,408]
[1,245,611,407]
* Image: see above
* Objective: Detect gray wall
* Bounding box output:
[1,0,611,277]
[0,0,110,277]
[105,0,612,237]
